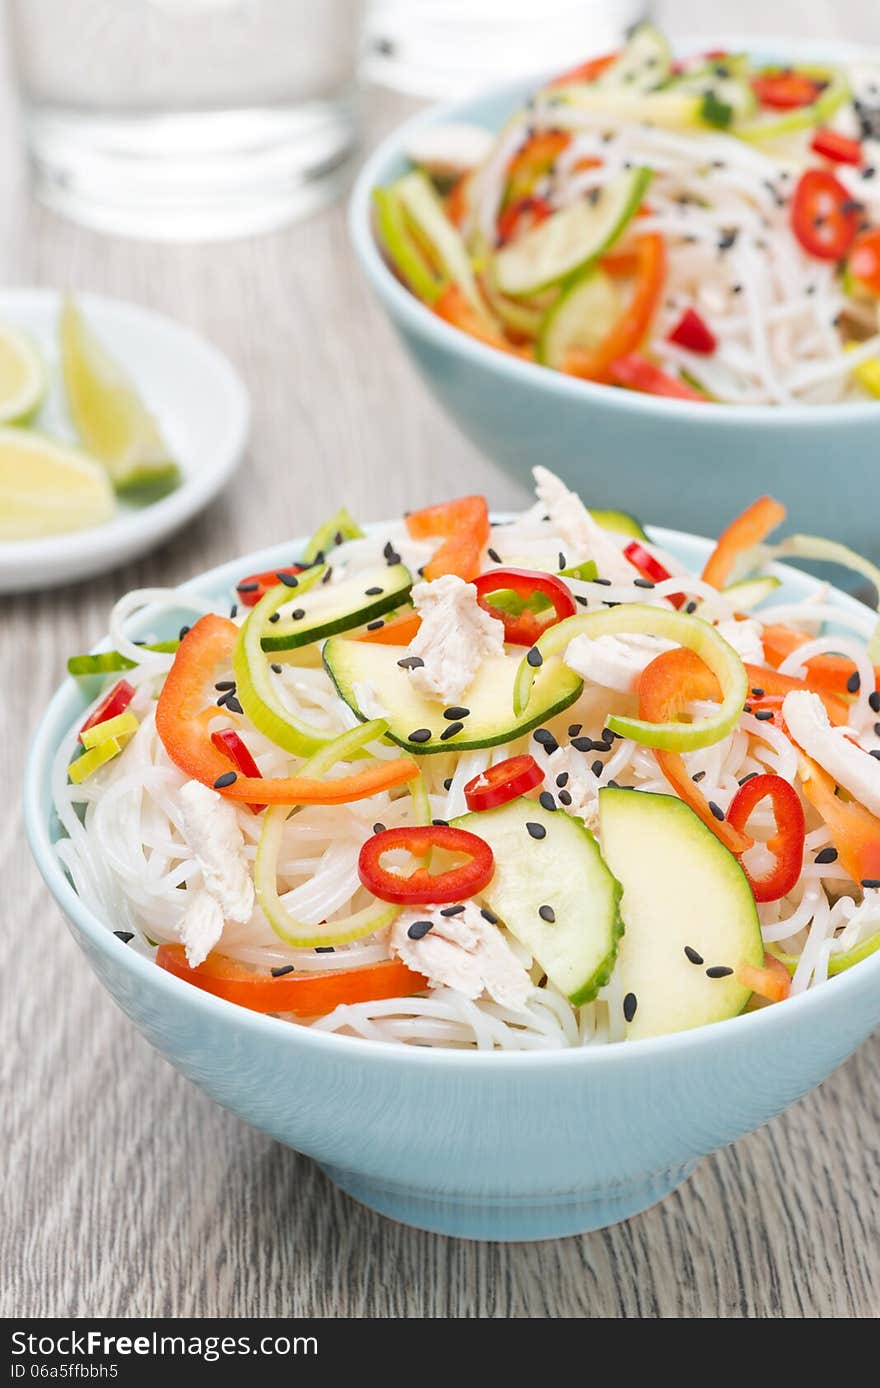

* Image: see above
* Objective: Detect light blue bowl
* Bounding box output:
[24,529,880,1242]
[349,62,880,562]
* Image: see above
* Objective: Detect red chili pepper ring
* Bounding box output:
[358,824,495,904]
[727,773,806,903]
[473,566,576,646]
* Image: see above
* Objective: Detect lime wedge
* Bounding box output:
[60,297,180,499]
[0,428,115,541]
[0,323,46,424]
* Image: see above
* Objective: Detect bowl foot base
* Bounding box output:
[319,1161,698,1241]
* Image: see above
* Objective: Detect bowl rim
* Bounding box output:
[23,520,880,1072]
[349,31,880,429]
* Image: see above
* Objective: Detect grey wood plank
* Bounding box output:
[3,1,879,1320]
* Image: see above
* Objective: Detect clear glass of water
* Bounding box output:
[7,0,363,242]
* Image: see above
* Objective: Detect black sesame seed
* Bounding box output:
[365,619,385,631]
[606,780,620,789]
[270,663,282,674]
[593,577,612,587]
[739,771,759,785]
[593,740,613,753]
[277,572,299,587]
[333,531,344,547]
[443,777,453,790]
[527,647,543,668]
[372,822,386,834]
[291,608,306,620]
[440,721,463,741]
[236,582,258,593]
[526,822,546,840]
[743,704,753,715]
[397,655,425,670]
[364,586,383,596]
[315,946,335,954]
[602,728,619,742]
[556,771,569,788]
[692,770,706,783]
[407,920,433,940]
[633,577,655,589]
[708,801,725,821]
[487,547,502,564]
[321,567,333,584]
[432,818,449,827]
[271,965,294,977]
[754,709,774,721]
[312,550,325,565]
[539,791,557,812]
[558,552,567,571]
[684,945,703,965]
[268,612,280,623]
[213,771,238,789]
[871,750,880,761]
[215,680,235,691]
[863,166,876,180]
[224,696,243,715]
[481,907,499,924]
[875,723,880,738]
[861,879,880,889]
[591,760,604,778]
[718,227,738,252]
[870,691,880,713]
[685,600,698,614]
[571,737,593,753]
[538,904,556,923]
[568,724,582,737]
[575,595,588,607]
[623,992,638,1022]
[815,846,838,864]
[443,706,470,720]
[706,965,734,979]
[229,604,238,619]
[409,728,432,743]
[179,625,191,641]
[558,789,572,806]
[751,687,765,698]
[847,670,861,693]
[441,904,465,916]
[533,728,557,749]
[383,542,401,564]
[114,931,134,944]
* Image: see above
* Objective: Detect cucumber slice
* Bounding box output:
[599,787,763,1040]
[394,170,484,314]
[553,86,706,131]
[452,798,623,1004]
[494,167,651,298]
[67,640,179,676]
[668,70,757,125]
[260,564,412,652]
[476,232,552,339]
[322,638,582,754]
[597,23,672,92]
[589,508,648,541]
[736,66,849,142]
[303,506,364,564]
[373,186,445,305]
[537,268,622,368]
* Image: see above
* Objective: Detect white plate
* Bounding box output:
[0,288,250,593]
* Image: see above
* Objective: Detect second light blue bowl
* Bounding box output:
[349,58,880,561]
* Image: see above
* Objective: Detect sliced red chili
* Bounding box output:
[623,540,685,609]
[235,565,304,608]
[752,70,823,110]
[211,727,264,813]
[810,128,862,166]
[78,679,135,743]
[472,567,576,646]
[464,755,544,813]
[727,773,806,903]
[497,195,553,246]
[667,307,717,354]
[608,353,706,401]
[848,227,880,295]
[358,825,494,905]
[790,169,860,261]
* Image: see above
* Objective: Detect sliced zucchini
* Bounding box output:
[452,798,623,1004]
[260,564,412,652]
[373,186,445,305]
[394,170,484,313]
[322,638,582,754]
[537,268,622,368]
[736,66,849,142]
[668,69,757,125]
[599,787,763,1040]
[67,639,179,676]
[494,167,651,297]
[303,506,364,564]
[552,86,707,131]
[589,508,648,541]
[476,232,553,340]
[596,23,672,92]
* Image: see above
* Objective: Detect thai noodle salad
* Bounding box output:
[56,475,880,1048]
[374,24,880,404]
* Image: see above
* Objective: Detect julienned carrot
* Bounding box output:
[761,624,880,697]
[739,952,792,1003]
[356,612,422,645]
[701,496,787,588]
[796,752,880,885]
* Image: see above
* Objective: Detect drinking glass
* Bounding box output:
[6,0,363,241]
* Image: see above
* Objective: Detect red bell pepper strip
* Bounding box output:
[497,195,553,246]
[549,52,618,87]
[791,169,860,261]
[743,659,850,727]
[355,612,422,645]
[759,625,879,705]
[638,648,753,855]
[752,70,823,109]
[564,234,667,384]
[78,679,134,744]
[609,353,706,401]
[739,952,792,1002]
[502,129,571,205]
[810,128,862,166]
[406,494,491,583]
[667,307,717,354]
[623,540,685,608]
[445,171,473,229]
[433,284,530,362]
[727,773,806,902]
[464,754,545,812]
[797,752,880,886]
[156,945,428,1017]
[701,495,786,588]
[847,227,880,295]
[358,824,494,905]
[211,727,264,813]
[472,566,576,645]
[155,614,418,805]
[235,565,304,608]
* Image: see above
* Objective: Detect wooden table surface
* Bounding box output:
[4,2,879,1320]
